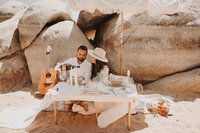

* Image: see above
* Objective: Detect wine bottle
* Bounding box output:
[60,64,80,71]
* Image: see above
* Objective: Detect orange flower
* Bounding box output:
[158,101,163,105]
[158,105,163,109]
[161,111,166,116]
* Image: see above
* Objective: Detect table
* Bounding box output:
[48,82,137,130]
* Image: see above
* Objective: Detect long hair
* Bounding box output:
[91,59,107,79]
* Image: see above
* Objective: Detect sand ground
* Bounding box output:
[0,86,200,133]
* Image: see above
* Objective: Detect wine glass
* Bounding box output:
[60,70,67,82]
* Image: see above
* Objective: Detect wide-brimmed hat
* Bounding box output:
[88,47,108,62]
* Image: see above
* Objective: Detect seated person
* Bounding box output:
[55,45,92,83]
[54,45,92,111]
[88,47,108,79]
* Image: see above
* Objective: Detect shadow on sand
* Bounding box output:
[26,112,148,133]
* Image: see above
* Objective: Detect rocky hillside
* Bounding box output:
[0,0,200,92]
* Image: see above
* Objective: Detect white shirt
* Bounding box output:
[55,58,92,82]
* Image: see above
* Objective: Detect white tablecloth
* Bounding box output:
[49,82,137,102]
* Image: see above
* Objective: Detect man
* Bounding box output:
[55,45,92,82]
[54,45,91,111]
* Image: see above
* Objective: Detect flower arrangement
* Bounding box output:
[147,99,171,117]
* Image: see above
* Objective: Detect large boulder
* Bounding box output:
[77,10,117,32]
[0,0,27,22]
[0,9,26,59]
[0,52,31,90]
[144,68,200,93]
[94,8,200,83]
[18,0,72,49]
[24,21,93,86]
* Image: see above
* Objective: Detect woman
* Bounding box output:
[88,47,108,79]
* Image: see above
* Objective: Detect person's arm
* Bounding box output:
[54,58,73,71]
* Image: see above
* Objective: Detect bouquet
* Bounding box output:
[147,99,172,117]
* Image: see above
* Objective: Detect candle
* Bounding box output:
[127,70,130,77]
[70,70,73,86]
[74,68,78,87]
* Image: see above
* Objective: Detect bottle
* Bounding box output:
[60,64,80,71]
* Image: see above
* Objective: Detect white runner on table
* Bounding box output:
[49,82,137,102]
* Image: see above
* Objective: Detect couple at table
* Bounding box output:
[54,45,109,111]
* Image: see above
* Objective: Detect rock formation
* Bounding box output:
[24,21,93,85]
[0,52,31,89]
[18,0,72,49]
[94,6,200,83]
[0,0,27,22]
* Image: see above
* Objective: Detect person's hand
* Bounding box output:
[91,57,96,64]
[58,64,70,70]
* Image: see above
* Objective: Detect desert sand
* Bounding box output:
[0,87,200,133]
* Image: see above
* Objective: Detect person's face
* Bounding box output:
[91,57,96,64]
[77,49,87,63]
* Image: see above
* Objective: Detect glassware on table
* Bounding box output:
[78,76,85,86]
[102,65,109,86]
[88,80,98,90]
[59,70,67,82]
[69,68,79,86]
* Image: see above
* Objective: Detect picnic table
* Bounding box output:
[47,81,138,129]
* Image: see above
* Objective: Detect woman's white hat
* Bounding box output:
[88,47,108,62]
